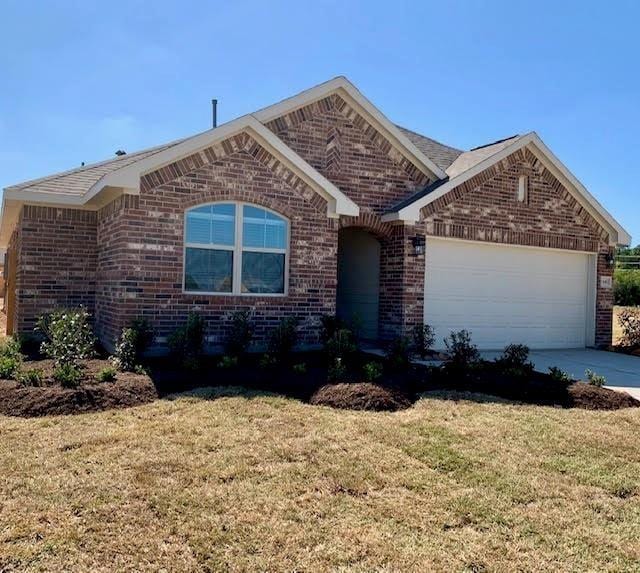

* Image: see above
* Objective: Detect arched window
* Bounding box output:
[184,203,289,295]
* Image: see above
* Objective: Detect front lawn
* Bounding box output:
[1,388,639,571]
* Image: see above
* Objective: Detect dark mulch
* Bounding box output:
[309,382,412,412]
[568,383,640,410]
[0,359,158,417]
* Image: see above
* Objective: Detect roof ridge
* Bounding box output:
[468,134,520,152]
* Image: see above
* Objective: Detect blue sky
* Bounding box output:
[1,0,638,244]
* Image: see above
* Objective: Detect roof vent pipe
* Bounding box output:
[211,99,218,128]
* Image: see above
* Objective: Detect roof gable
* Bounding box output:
[384,132,631,246]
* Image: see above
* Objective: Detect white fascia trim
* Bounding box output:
[85,115,358,218]
[387,132,630,246]
[253,76,448,181]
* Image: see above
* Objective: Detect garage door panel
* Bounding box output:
[425,240,592,350]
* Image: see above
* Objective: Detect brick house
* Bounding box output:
[0,77,630,351]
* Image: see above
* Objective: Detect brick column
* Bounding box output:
[595,244,614,347]
[379,223,425,340]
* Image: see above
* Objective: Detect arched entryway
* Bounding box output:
[336,227,381,340]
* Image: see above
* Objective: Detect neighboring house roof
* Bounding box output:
[396,126,463,172]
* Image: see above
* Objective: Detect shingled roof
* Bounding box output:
[5,139,186,198]
[395,125,463,172]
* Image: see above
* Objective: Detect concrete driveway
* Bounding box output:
[481,349,640,399]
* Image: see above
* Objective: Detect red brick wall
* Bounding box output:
[12,206,97,333]
[94,132,338,349]
[419,147,613,346]
[265,94,430,216]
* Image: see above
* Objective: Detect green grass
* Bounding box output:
[1,386,639,572]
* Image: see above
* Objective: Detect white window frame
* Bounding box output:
[517,174,529,203]
[183,202,290,297]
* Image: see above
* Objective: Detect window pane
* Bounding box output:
[185,248,233,293]
[242,205,287,249]
[211,204,235,245]
[186,206,211,244]
[186,203,235,246]
[241,252,285,293]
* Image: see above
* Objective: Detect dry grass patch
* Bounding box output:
[1,387,640,572]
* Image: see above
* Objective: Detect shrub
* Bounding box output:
[325,328,356,364]
[259,353,277,369]
[267,317,299,363]
[168,312,205,369]
[0,356,20,379]
[218,355,238,369]
[328,357,347,381]
[412,324,435,359]
[97,366,117,383]
[443,330,480,374]
[320,314,345,344]
[548,366,572,383]
[385,336,412,372]
[618,307,640,348]
[292,362,307,374]
[37,308,96,367]
[129,318,154,358]
[0,336,23,361]
[112,328,138,372]
[363,361,383,382]
[225,310,254,358]
[53,363,83,388]
[17,368,44,387]
[585,369,606,387]
[498,344,532,368]
[614,269,640,306]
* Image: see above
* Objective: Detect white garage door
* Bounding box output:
[424,239,595,350]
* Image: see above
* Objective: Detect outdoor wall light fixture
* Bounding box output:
[605,252,615,268]
[411,234,426,256]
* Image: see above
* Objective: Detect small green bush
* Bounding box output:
[17,368,44,387]
[129,318,154,357]
[320,314,345,343]
[218,355,238,369]
[618,307,640,348]
[585,369,606,387]
[412,324,435,359]
[0,356,21,379]
[548,366,572,383]
[97,366,117,383]
[0,336,23,361]
[385,336,412,372]
[37,308,96,367]
[498,344,532,368]
[53,363,83,388]
[112,328,138,372]
[267,317,299,363]
[168,312,206,369]
[259,353,277,369]
[325,328,356,364]
[292,362,307,374]
[614,269,640,306]
[328,357,347,381]
[363,361,383,382]
[443,330,480,375]
[225,310,254,358]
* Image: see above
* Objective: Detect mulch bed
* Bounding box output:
[0,359,158,417]
[568,383,640,410]
[309,382,412,412]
